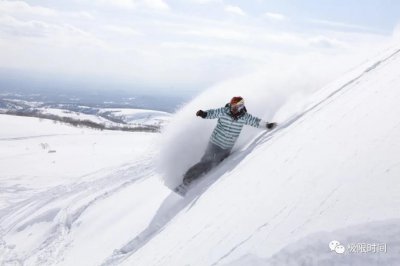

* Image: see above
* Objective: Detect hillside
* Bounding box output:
[119,47,400,265]
[1,47,400,266]
[0,115,163,265]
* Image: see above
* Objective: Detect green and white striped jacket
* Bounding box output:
[205,106,265,150]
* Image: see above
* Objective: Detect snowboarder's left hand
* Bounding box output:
[266,122,277,129]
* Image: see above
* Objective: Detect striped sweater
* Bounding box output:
[205,106,264,150]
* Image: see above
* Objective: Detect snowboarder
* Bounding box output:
[176,96,277,193]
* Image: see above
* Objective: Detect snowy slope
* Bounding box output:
[38,108,111,125]
[117,48,400,265]
[0,115,165,265]
[1,46,400,266]
[231,219,400,266]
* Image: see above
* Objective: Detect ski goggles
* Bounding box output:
[231,100,245,112]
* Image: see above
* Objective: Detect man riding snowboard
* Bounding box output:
[176,96,277,194]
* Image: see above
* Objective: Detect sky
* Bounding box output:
[0,0,399,95]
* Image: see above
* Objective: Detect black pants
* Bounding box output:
[183,142,231,185]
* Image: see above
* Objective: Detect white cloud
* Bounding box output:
[188,0,221,3]
[0,1,94,21]
[0,15,48,37]
[143,0,169,10]
[264,12,287,21]
[105,25,141,36]
[308,18,379,32]
[67,11,95,20]
[307,36,345,49]
[96,0,136,9]
[179,27,246,40]
[0,14,105,47]
[93,0,168,10]
[0,0,57,17]
[225,5,246,16]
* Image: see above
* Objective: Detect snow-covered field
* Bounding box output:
[98,108,171,126]
[1,46,400,266]
[0,115,165,265]
[38,108,111,125]
[38,107,171,127]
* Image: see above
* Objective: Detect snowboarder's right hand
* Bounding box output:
[196,110,207,118]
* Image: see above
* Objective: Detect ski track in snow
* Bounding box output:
[0,156,155,265]
[101,175,221,265]
[210,205,289,266]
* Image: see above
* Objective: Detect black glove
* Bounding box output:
[196,110,207,118]
[266,122,277,129]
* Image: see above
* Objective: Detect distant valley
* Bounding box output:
[0,90,176,132]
